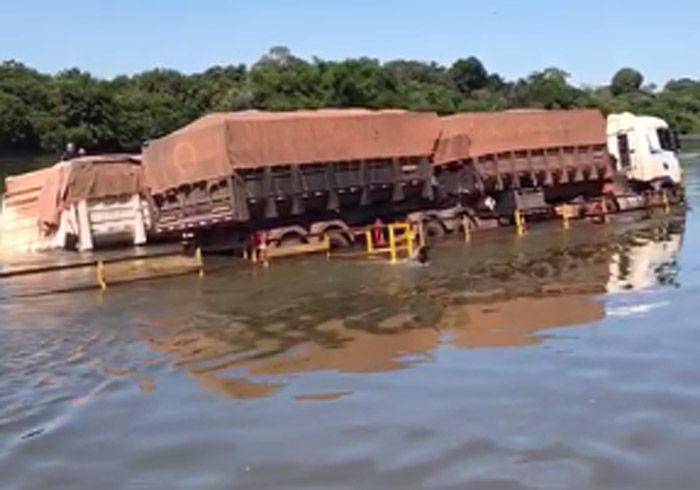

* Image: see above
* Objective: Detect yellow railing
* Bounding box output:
[554,204,574,230]
[365,222,415,264]
[95,248,204,290]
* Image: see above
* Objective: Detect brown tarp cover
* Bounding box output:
[143,109,441,193]
[62,155,143,203]
[434,109,607,164]
[28,154,144,226]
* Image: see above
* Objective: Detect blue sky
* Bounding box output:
[0,0,697,86]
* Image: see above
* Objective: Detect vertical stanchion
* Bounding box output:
[514,210,525,236]
[406,225,415,258]
[261,243,270,268]
[662,190,670,214]
[195,247,204,277]
[561,205,571,230]
[418,221,427,248]
[77,200,94,251]
[365,230,374,253]
[96,260,107,291]
[388,225,397,264]
[462,216,471,243]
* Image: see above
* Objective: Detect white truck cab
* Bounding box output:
[607,112,682,188]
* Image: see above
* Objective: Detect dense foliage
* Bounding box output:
[1,47,699,153]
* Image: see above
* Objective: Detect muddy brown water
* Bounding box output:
[1,161,700,489]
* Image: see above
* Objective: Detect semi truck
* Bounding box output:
[607,112,682,189]
[141,108,683,252]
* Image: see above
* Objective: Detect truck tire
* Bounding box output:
[278,232,307,247]
[424,219,446,238]
[325,230,352,249]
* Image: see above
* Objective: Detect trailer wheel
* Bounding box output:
[325,230,352,249]
[424,219,446,238]
[277,232,307,247]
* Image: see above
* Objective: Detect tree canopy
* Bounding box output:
[0,48,698,154]
[611,68,644,95]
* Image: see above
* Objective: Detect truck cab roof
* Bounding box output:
[607,112,669,135]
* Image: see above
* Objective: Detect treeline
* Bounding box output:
[1,46,699,153]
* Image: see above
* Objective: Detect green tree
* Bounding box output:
[0,93,32,147]
[449,57,488,94]
[511,68,579,109]
[611,68,644,96]
[28,69,120,151]
[249,47,323,109]
[1,50,699,154]
[322,58,401,108]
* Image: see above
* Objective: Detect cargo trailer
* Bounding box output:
[142,107,683,254]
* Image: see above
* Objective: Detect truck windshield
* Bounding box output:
[656,128,677,152]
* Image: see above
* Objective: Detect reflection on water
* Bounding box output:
[141,220,684,401]
[607,228,682,291]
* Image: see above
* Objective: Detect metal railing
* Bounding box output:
[364,222,416,263]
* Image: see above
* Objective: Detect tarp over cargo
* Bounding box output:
[61,155,143,204]
[29,155,144,227]
[143,109,441,194]
[2,154,144,251]
[434,109,607,165]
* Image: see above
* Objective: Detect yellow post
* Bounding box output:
[405,225,415,258]
[561,205,571,230]
[388,224,397,264]
[365,230,374,253]
[514,209,525,236]
[96,260,107,291]
[662,190,670,214]
[461,215,471,243]
[261,243,270,268]
[195,247,204,277]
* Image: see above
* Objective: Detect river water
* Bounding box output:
[1,158,699,489]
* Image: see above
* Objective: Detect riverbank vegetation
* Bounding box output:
[1,46,699,153]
